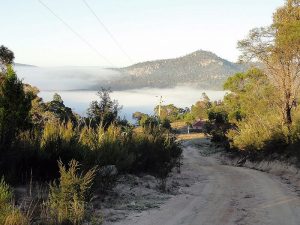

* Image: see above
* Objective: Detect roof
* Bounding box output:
[192,120,205,127]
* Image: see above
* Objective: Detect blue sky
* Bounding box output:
[0,0,284,67]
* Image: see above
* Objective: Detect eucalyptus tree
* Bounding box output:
[238,0,300,126]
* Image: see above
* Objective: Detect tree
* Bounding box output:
[46,93,77,124]
[24,84,47,127]
[190,93,211,121]
[238,0,300,127]
[139,114,154,127]
[207,107,231,143]
[53,93,63,103]
[132,111,148,125]
[223,68,278,122]
[154,104,181,122]
[0,45,14,73]
[201,92,210,104]
[0,66,32,147]
[221,69,282,150]
[87,88,121,128]
[161,118,171,130]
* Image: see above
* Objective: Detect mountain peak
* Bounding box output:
[184,50,220,60]
[108,50,247,91]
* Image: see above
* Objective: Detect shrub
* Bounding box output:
[41,121,77,152]
[47,160,97,225]
[39,122,84,180]
[227,114,286,151]
[0,178,29,225]
[131,127,182,176]
[0,177,12,204]
[3,209,30,225]
[80,125,135,172]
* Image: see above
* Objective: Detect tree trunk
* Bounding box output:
[284,103,293,125]
[282,89,293,126]
[283,101,293,143]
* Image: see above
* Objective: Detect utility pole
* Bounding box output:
[155,95,163,130]
[156,96,163,118]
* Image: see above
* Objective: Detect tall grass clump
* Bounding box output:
[38,122,84,180]
[47,160,97,225]
[132,126,181,174]
[131,126,182,191]
[0,178,30,225]
[79,124,134,173]
[41,121,79,156]
[79,124,182,177]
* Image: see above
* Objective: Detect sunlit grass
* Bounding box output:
[176,133,206,141]
[171,121,187,130]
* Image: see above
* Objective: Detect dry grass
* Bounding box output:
[0,178,30,225]
[171,121,187,130]
[176,133,206,141]
[3,209,30,225]
[133,126,144,134]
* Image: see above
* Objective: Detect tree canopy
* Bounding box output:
[0,45,14,73]
[238,0,300,126]
[0,66,32,147]
[87,88,122,128]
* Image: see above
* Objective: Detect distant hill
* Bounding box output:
[102,50,248,90]
[15,63,36,67]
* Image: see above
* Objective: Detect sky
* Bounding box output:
[0,0,284,67]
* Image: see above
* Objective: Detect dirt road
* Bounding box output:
[113,137,300,225]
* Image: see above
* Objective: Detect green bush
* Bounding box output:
[1,121,182,186]
[0,177,12,205]
[47,160,97,225]
[227,114,286,151]
[131,127,182,176]
[0,66,32,148]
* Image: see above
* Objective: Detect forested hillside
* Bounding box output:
[103,50,248,90]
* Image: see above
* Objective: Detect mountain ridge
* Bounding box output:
[123,50,231,70]
[15,63,37,67]
[103,50,248,90]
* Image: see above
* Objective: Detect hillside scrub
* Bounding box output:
[0,45,182,224]
[0,118,181,184]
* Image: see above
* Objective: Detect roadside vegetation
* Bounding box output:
[206,0,300,164]
[132,0,300,165]
[0,0,299,223]
[0,45,182,224]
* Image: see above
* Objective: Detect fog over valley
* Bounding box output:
[15,51,230,120]
[15,65,122,91]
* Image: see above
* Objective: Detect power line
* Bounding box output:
[82,0,134,64]
[38,0,115,67]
